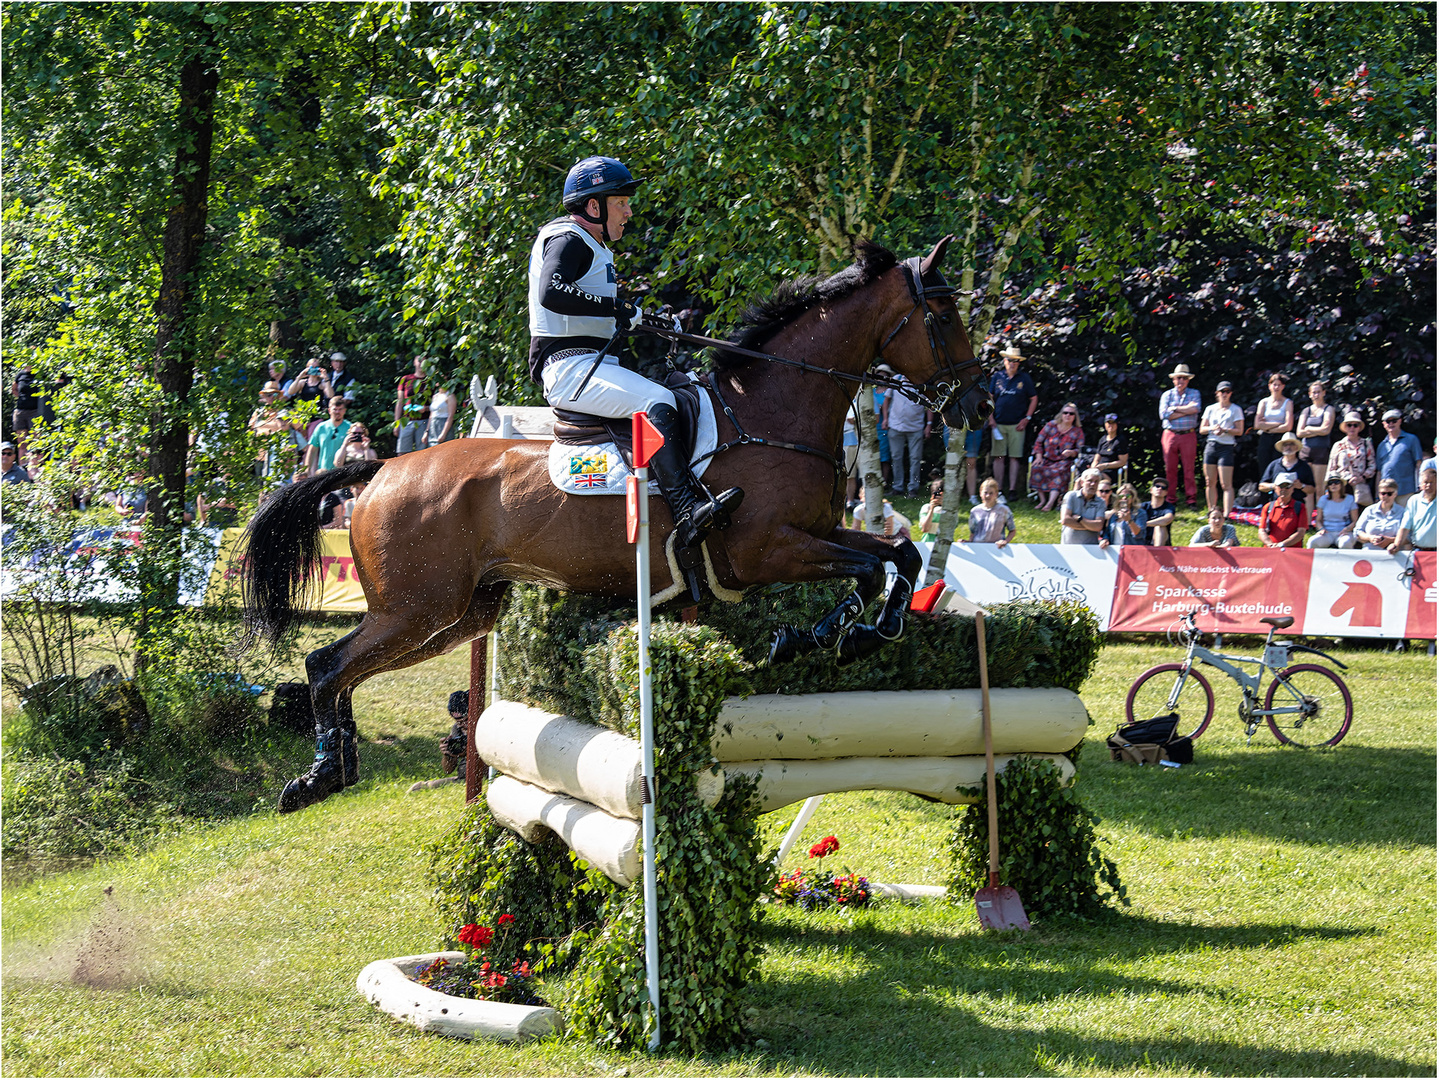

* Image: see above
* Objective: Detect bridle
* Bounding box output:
[633,252,989,501]
[636,257,981,408]
[876,256,986,414]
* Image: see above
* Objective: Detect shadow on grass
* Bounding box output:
[1085,743,1436,848]
[732,914,1421,1077]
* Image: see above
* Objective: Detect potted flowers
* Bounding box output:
[355,914,562,1042]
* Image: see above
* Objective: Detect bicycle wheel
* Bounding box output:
[1264,664,1353,748]
[1125,663,1215,740]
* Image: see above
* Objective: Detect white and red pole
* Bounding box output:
[629,410,665,1052]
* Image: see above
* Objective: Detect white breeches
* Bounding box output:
[542,352,676,418]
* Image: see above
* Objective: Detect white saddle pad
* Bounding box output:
[547,382,718,496]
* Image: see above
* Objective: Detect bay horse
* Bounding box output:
[240,235,991,811]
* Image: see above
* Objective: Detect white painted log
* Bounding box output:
[723,753,1075,812]
[486,774,641,887]
[476,699,723,819]
[712,689,1088,761]
[356,952,563,1042]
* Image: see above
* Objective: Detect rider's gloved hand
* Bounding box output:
[640,310,680,331]
[615,299,642,330]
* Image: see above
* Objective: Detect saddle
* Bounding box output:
[552,370,705,468]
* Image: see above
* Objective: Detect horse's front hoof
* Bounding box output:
[768,624,815,665]
[836,625,887,666]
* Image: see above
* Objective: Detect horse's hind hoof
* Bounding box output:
[278,729,356,813]
[768,624,816,666]
[277,769,346,813]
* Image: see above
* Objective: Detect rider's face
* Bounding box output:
[604,195,633,240]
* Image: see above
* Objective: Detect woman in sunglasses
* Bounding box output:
[1325,411,1376,506]
[1354,481,1404,552]
[1029,403,1084,511]
[1307,476,1359,548]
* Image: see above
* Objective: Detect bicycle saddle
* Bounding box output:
[1260,616,1295,629]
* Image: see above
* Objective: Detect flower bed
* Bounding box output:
[410,916,546,1006]
[772,835,873,911]
[355,952,562,1043]
[356,914,562,1043]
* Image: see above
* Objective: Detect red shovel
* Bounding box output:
[973,609,1031,931]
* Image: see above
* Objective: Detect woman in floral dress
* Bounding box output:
[1327,411,1376,506]
[1030,403,1085,510]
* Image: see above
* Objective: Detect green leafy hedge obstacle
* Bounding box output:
[425,583,1121,1051]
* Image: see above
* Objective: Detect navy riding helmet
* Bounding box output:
[563,156,643,240]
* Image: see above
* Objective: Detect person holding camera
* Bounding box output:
[285,359,335,406]
[337,423,378,466]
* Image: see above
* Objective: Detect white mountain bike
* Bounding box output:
[1125,608,1354,748]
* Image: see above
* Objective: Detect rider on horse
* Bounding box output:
[528,155,742,556]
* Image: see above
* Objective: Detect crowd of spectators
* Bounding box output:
[240,351,465,528]
[922,346,1437,553]
[6,338,1434,561]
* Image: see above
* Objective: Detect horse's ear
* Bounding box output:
[921,235,955,277]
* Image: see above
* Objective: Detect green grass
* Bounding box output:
[2,638,1433,1076]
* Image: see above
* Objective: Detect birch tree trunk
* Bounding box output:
[855,389,886,535]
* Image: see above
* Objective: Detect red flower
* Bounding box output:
[808,835,840,859]
[497,913,515,927]
[458,923,494,948]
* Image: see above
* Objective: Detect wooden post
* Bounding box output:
[466,635,486,804]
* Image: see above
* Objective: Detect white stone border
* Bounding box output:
[871,882,948,900]
[356,952,564,1042]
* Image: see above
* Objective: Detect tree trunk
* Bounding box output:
[855,389,885,534]
[138,27,219,666]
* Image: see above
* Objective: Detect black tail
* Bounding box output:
[238,461,384,648]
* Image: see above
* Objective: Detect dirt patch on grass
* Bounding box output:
[4,885,152,990]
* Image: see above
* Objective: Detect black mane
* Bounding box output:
[712,239,899,368]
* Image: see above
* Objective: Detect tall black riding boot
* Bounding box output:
[646,402,744,551]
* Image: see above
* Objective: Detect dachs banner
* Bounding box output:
[922,542,1122,630]
[925,542,1435,640]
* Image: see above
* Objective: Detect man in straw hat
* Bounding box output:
[986,344,1037,500]
[1260,431,1316,518]
[1158,363,1201,508]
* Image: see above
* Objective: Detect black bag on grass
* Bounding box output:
[1109,712,1193,765]
[269,681,314,736]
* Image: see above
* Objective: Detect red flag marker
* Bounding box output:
[911,580,947,613]
[633,411,666,468]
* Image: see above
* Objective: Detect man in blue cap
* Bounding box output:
[527,155,741,560]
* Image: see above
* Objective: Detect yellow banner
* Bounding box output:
[207,527,368,612]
